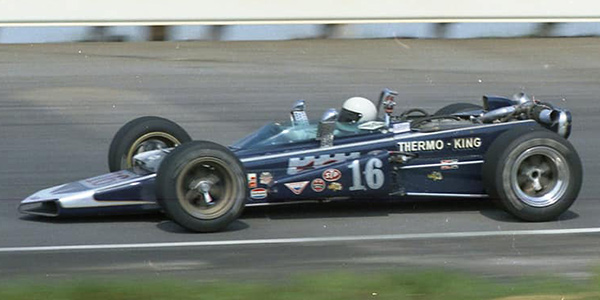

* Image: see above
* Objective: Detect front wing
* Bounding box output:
[19,170,159,217]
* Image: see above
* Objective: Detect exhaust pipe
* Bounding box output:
[480,106,516,123]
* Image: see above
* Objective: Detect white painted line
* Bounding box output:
[1,227,600,253]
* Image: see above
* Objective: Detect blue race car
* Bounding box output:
[20,89,582,232]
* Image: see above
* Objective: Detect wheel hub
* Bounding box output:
[523,168,544,192]
[190,180,215,204]
[174,156,238,220]
[511,146,569,207]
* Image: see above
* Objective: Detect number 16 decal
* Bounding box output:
[348,158,384,191]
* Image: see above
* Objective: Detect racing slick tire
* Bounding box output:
[434,103,482,116]
[108,116,192,172]
[482,126,582,221]
[156,141,246,232]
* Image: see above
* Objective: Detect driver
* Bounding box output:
[338,97,378,124]
[336,97,378,133]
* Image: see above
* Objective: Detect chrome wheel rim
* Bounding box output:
[126,132,180,168]
[511,146,569,207]
[175,157,237,220]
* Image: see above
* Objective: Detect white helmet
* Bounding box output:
[338,97,378,124]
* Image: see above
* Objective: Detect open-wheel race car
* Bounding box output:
[20,88,582,232]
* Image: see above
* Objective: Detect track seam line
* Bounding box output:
[2,227,600,253]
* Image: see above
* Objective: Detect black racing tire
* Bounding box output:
[156,141,246,232]
[482,126,582,221]
[108,116,192,172]
[434,103,482,116]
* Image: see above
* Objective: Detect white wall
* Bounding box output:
[0,0,599,26]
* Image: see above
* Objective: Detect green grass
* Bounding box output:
[1,270,598,300]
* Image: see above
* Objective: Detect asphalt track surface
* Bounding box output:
[1,38,599,280]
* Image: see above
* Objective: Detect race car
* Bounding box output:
[19,88,582,232]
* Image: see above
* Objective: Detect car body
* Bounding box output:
[19,89,581,231]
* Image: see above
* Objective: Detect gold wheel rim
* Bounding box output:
[175,157,237,220]
[125,132,180,168]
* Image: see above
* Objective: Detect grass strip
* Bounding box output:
[0,270,598,300]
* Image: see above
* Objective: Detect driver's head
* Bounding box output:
[338,97,377,124]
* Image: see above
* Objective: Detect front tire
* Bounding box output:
[482,127,582,221]
[108,116,192,172]
[156,141,246,232]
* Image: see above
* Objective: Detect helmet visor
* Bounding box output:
[338,108,362,123]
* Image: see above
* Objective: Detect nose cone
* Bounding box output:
[22,181,88,203]
[19,181,90,217]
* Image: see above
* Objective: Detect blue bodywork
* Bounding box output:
[19,94,567,217]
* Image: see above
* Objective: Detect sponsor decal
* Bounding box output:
[440,159,459,170]
[427,171,443,181]
[259,172,273,185]
[322,168,342,182]
[247,173,257,188]
[284,181,309,195]
[327,182,343,191]
[311,178,326,192]
[287,152,360,175]
[250,188,267,199]
[452,137,482,150]
[397,137,482,152]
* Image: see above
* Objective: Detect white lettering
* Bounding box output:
[426,140,436,150]
[435,140,444,150]
[397,140,445,152]
[453,137,482,150]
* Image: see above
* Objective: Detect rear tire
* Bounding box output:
[434,103,482,116]
[156,141,246,232]
[482,126,582,221]
[108,116,192,172]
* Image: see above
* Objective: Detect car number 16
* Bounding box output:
[348,158,384,191]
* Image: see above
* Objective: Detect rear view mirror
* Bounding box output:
[377,88,398,126]
[317,108,338,148]
[290,99,309,127]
